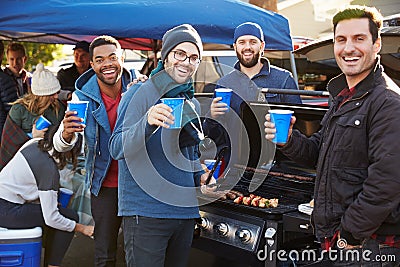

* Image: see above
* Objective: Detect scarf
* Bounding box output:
[150,61,201,147]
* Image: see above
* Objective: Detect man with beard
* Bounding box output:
[53,35,131,267]
[204,22,301,167]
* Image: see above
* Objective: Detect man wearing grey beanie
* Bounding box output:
[109,24,219,267]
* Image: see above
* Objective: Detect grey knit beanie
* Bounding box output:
[161,24,203,62]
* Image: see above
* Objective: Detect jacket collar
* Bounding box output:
[4,67,29,81]
[328,57,383,98]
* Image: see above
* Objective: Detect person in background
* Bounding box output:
[53,35,132,267]
[57,41,91,102]
[204,22,302,168]
[3,42,31,97]
[265,6,400,265]
[0,124,94,267]
[0,63,65,171]
[108,24,216,267]
[0,40,18,142]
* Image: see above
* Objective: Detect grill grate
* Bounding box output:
[212,197,298,217]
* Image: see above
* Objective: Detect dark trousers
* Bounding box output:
[91,187,122,267]
[0,197,78,266]
[123,216,195,267]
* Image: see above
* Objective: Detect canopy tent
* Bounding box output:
[0,0,293,51]
[0,30,157,51]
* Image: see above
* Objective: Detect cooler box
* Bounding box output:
[0,227,42,267]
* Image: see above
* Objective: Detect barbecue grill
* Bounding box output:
[189,101,328,267]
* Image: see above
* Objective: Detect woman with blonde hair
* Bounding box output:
[0,63,65,170]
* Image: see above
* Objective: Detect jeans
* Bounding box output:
[91,187,122,267]
[0,197,78,266]
[123,216,195,267]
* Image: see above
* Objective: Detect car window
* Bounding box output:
[194,52,237,93]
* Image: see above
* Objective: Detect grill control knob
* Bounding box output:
[214,222,229,236]
[236,228,252,243]
[199,217,210,229]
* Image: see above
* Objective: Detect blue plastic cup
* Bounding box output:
[269,109,294,145]
[36,115,51,130]
[215,88,232,111]
[67,101,89,124]
[160,97,185,129]
[204,159,222,179]
[58,188,73,208]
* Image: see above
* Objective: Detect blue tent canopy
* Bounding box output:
[0,0,293,51]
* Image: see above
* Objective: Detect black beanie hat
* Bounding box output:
[161,24,203,62]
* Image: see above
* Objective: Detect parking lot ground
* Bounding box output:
[53,232,126,267]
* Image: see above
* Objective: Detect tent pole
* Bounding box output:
[289,51,299,87]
